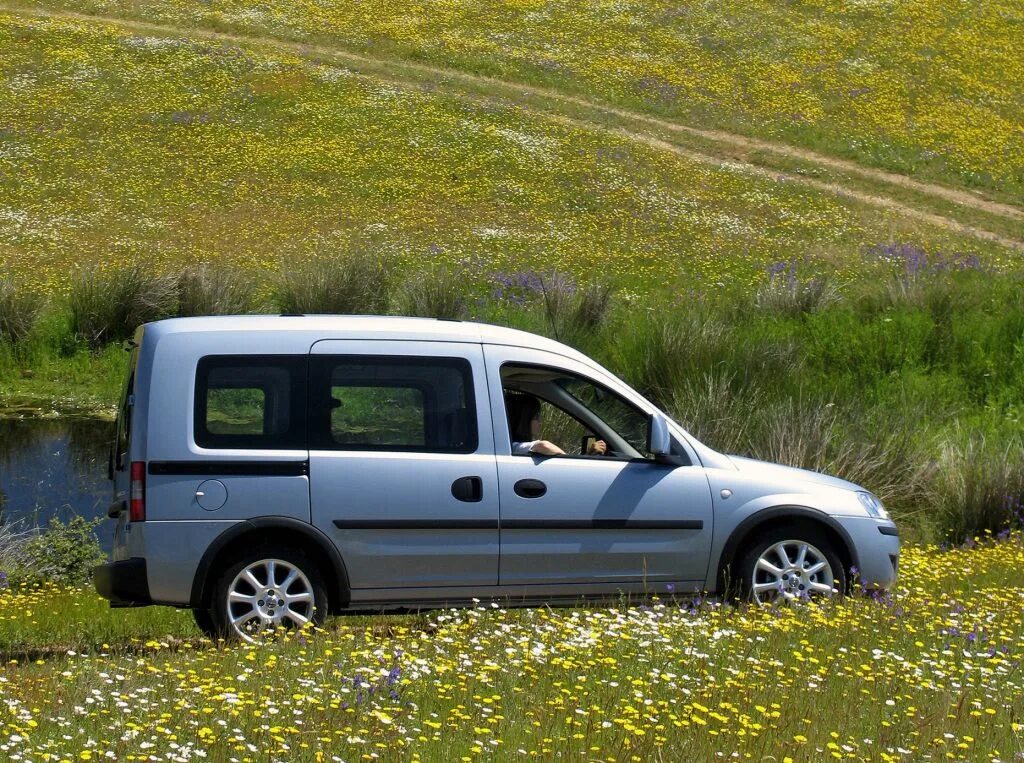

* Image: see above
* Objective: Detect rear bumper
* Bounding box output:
[94,558,152,607]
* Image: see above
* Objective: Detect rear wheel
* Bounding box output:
[209,546,328,642]
[736,525,846,604]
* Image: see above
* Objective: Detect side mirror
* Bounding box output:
[646,414,672,457]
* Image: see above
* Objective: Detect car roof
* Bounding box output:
[143,315,593,363]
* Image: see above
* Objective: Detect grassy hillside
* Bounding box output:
[1,7,1023,541]
[5,0,1023,203]
[0,13,1019,298]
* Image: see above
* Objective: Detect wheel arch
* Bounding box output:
[190,517,350,614]
[714,505,860,593]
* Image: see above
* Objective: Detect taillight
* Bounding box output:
[130,461,146,522]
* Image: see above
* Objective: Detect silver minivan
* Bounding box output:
[95,316,900,640]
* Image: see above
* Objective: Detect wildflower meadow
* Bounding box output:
[0,535,1020,761]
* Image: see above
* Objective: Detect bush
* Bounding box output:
[0,278,45,346]
[69,263,178,348]
[397,266,470,320]
[275,251,392,315]
[176,263,261,316]
[21,516,107,586]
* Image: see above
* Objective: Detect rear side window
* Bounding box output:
[113,343,139,471]
[309,356,476,453]
[195,356,306,449]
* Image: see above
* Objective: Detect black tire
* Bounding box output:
[192,607,216,638]
[208,545,329,641]
[734,523,846,603]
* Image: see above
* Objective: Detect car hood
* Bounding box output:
[727,455,864,493]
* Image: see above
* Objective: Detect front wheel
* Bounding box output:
[736,526,846,604]
[210,547,328,642]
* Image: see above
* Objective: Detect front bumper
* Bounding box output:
[94,558,153,607]
[835,516,901,590]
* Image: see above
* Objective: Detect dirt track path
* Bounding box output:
[3,2,1023,252]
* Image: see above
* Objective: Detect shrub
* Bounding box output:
[21,516,107,586]
[0,278,45,346]
[69,263,178,348]
[176,263,261,316]
[396,266,469,320]
[275,251,392,315]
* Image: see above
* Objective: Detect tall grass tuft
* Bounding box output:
[754,262,841,317]
[538,275,615,348]
[931,435,1024,541]
[68,264,178,348]
[0,522,53,583]
[176,263,261,316]
[275,252,391,315]
[745,396,929,514]
[612,305,798,410]
[486,270,616,350]
[396,266,469,320]
[0,278,45,347]
[667,373,765,456]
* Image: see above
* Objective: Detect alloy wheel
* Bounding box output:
[751,540,835,604]
[225,558,315,642]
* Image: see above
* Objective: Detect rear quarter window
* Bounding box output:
[195,356,306,449]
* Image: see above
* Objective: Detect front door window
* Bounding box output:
[500,364,651,459]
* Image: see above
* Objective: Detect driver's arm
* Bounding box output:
[530,440,566,456]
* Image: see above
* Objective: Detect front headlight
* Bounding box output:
[857,491,890,520]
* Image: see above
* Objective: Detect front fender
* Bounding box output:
[707,498,861,593]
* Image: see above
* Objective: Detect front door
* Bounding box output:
[308,340,499,590]
[485,345,714,587]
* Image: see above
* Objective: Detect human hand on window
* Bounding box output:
[586,439,608,456]
[530,440,566,456]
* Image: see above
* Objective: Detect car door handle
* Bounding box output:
[451,476,483,503]
[514,479,547,498]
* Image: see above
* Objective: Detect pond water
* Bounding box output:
[0,417,116,550]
